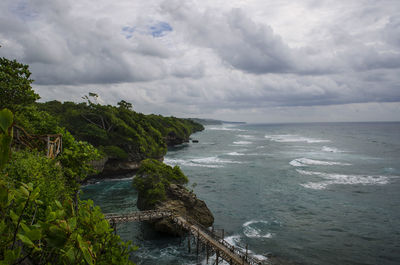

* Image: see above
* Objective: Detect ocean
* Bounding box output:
[81,122,400,265]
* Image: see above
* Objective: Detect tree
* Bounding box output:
[117,100,133,110]
[0,108,13,170]
[0,57,39,112]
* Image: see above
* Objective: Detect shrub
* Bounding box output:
[133,159,188,207]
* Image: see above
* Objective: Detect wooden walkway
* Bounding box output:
[105,211,266,265]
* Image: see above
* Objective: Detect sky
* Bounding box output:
[1,0,400,123]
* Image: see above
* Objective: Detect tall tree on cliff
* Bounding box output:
[0,56,39,112]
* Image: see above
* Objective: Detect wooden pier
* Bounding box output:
[105,210,267,265]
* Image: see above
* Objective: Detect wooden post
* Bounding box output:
[196,228,200,257]
[222,229,224,240]
[245,244,248,262]
[206,244,209,264]
[47,135,50,157]
[216,250,219,265]
[188,232,191,253]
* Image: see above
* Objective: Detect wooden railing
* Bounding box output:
[12,125,62,159]
[105,210,268,265]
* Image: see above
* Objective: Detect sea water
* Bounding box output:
[81,122,400,265]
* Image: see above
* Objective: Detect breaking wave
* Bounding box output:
[208,127,247,132]
[290,158,351,167]
[297,169,391,190]
[265,134,330,143]
[322,146,344,153]
[243,220,273,239]
[233,141,252,145]
[227,152,245,156]
[164,156,243,168]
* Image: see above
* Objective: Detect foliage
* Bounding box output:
[100,145,129,160]
[14,105,59,135]
[0,57,39,112]
[0,109,13,170]
[37,98,204,162]
[55,128,102,189]
[0,58,135,264]
[1,150,67,210]
[133,159,188,207]
[0,181,135,264]
[117,100,133,110]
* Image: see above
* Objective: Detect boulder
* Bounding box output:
[139,184,214,236]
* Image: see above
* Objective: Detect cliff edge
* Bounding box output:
[133,159,214,235]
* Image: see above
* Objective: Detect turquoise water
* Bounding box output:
[82,122,400,265]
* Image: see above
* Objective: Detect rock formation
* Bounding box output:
[138,184,214,236]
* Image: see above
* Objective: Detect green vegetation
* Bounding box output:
[0,52,203,264]
[0,56,134,264]
[37,98,204,162]
[0,109,13,170]
[133,159,188,207]
[0,58,39,112]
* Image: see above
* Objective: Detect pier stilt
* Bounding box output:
[206,244,209,264]
[188,232,191,253]
[245,244,248,262]
[196,228,200,257]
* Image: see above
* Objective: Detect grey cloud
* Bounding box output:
[2,0,400,123]
[164,0,400,76]
[163,4,295,74]
[0,0,173,85]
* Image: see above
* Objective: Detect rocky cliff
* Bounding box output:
[133,159,214,235]
[138,184,214,235]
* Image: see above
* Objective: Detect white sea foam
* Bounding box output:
[265,134,330,143]
[290,158,351,167]
[238,134,255,139]
[191,156,242,164]
[164,158,223,168]
[243,220,273,239]
[165,156,245,168]
[224,235,268,261]
[297,169,391,189]
[208,127,247,132]
[227,152,245,156]
[233,141,252,145]
[322,146,344,153]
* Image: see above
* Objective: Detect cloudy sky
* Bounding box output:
[1,0,400,123]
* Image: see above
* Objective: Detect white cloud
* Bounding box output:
[1,0,400,122]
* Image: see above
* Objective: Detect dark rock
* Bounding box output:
[138,184,214,236]
[192,139,199,143]
[165,131,189,146]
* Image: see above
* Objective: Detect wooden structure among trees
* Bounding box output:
[12,124,62,158]
[105,210,266,265]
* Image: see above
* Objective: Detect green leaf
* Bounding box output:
[17,233,34,247]
[68,217,77,230]
[0,109,13,134]
[65,248,76,263]
[10,210,18,223]
[81,247,93,265]
[26,228,42,241]
[55,200,62,209]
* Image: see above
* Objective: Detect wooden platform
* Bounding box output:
[105,210,267,265]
